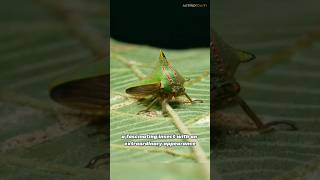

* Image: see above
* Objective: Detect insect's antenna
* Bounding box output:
[159,49,169,65]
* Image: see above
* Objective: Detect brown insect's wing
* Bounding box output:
[50,75,107,113]
[126,83,161,96]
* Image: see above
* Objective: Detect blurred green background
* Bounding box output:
[213,0,320,179]
[0,0,107,179]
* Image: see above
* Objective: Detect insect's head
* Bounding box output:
[171,82,185,96]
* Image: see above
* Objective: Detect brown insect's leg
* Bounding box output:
[137,97,159,114]
[184,93,203,103]
[236,96,297,131]
[161,98,169,115]
[85,153,108,168]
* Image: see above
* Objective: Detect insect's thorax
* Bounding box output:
[213,78,240,108]
[160,63,185,97]
[212,33,242,109]
[212,51,241,108]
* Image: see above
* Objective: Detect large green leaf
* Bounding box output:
[213,0,320,179]
[110,40,210,179]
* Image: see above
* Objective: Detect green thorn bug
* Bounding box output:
[212,31,297,132]
[126,50,203,115]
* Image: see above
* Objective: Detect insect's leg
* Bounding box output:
[85,153,108,168]
[137,97,159,114]
[161,98,169,115]
[236,96,264,129]
[264,120,298,130]
[184,93,203,103]
[236,96,297,131]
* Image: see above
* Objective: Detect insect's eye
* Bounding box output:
[178,86,185,93]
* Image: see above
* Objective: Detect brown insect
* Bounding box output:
[211,31,297,132]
